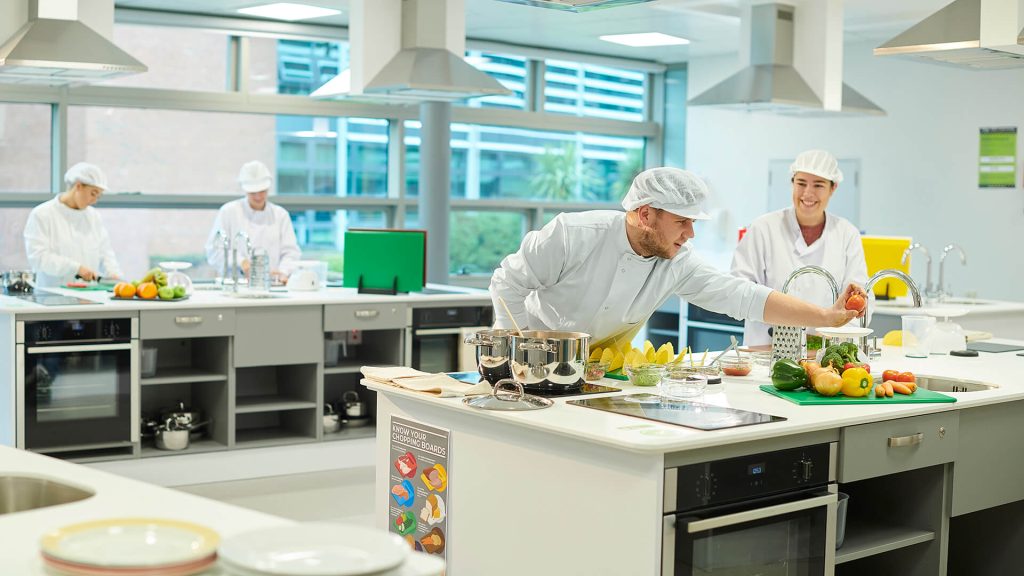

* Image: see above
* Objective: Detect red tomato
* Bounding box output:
[882,370,900,382]
[844,294,866,312]
[896,372,916,383]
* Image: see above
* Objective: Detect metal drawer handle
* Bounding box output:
[888,432,924,447]
[354,309,379,319]
[174,316,203,325]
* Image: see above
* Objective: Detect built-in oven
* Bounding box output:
[16,318,138,452]
[663,443,837,576]
[411,306,493,374]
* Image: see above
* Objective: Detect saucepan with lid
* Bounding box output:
[463,328,515,385]
[509,330,590,392]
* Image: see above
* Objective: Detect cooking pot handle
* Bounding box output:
[464,335,493,346]
[518,341,557,353]
[493,379,524,401]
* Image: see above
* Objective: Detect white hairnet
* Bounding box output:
[790,150,843,184]
[238,160,273,193]
[64,162,108,191]
[621,167,711,220]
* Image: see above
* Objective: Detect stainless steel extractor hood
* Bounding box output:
[689,3,884,116]
[0,0,146,85]
[492,0,654,12]
[874,0,1024,70]
[313,0,510,103]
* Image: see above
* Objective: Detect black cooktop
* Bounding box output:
[13,292,100,306]
[568,394,786,431]
[447,372,620,398]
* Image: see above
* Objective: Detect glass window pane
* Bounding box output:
[292,209,388,275]
[99,208,220,280]
[0,103,51,192]
[544,59,646,122]
[106,25,229,91]
[449,211,525,275]
[250,38,346,96]
[461,51,527,110]
[0,208,33,269]
[404,121,467,198]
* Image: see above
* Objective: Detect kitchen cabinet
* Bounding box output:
[235,363,320,447]
[234,306,322,367]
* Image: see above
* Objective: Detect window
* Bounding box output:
[407,209,526,275]
[462,51,527,110]
[0,208,34,270]
[277,117,389,197]
[404,121,468,198]
[107,25,230,91]
[101,208,220,280]
[291,209,388,274]
[544,59,646,122]
[249,38,345,96]
[0,103,51,192]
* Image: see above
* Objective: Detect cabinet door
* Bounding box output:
[953,401,1024,516]
[234,306,322,367]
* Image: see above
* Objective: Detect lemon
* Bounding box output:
[882,330,903,346]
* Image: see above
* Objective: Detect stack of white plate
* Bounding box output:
[39,517,220,576]
[218,524,443,576]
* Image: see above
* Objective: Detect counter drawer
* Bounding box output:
[235,306,321,367]
[140,308,235,340]
[324,303,408,331]
[839,411,959,482]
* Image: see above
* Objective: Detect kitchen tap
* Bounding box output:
[212,229,230,287]
[781,265,840,301]
[773,266,840,362]
[862,269,923,359]
[232,231,252,292]
[900,243,935,300]
[938,244,967,301]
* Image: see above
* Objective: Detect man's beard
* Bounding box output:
[636,224,675,259]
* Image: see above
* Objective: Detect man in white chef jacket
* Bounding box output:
[731,150,870,346]
[205,160,301,281]
[489,167,866,352]
[24,162,123,288]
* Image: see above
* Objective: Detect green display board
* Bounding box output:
[979,127,1017,188]
[759,385,956,405]
[343,229,426,293]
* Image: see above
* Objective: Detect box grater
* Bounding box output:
[771,325,805,364]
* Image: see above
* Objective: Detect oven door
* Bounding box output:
[663,488,837,576]
[411,328,463,374]
[18,342,134,450]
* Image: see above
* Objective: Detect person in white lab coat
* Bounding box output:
[731,150,869,346]
[489,167,866,351]
[205,161,301,281]
[24,162,123,288]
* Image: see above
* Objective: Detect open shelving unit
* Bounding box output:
[322,328,404,437]
[234,363,319,447]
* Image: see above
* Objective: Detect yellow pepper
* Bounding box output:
[841,367,873,397]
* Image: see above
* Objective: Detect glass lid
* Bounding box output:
[463,380,553,411]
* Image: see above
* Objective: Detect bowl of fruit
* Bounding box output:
[112,268,189,301]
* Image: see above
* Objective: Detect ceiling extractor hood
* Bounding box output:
[313,0,510,103]
[689,3,884,116]
[492,0,654,12]
[0,0,146,85]
[874,0,1024,70]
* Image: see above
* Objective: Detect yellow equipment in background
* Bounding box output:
[861,236,912,299]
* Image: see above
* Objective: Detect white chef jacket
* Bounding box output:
[489,211,774,346]
[24,197,123,288]
[205,198,301,275]
[731,207,869,346]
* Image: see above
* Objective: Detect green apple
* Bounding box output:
[157,286,175,300]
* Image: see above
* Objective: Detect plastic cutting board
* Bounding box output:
[604,369,628,381]
[759,385,956,405]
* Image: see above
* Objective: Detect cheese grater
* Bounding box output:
[771,325,805,364]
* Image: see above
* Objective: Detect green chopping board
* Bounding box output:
[604,368,628,381]
[759,385,956,405]
[65,282,117,291]
[342,229,425,293]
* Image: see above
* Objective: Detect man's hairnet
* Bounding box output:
[621,167,711,220]
[238,160,273,193]
[64,162,108,191]
[790,150,843,184]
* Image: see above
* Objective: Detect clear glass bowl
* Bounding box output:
[719,355,753,377]
[625,363,666,387]
[584,361,610,382]
[660,373,707,399]
[750,351,773,367]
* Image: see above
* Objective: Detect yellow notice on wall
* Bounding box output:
[861,236,912,299]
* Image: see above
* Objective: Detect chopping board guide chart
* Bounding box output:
[389,416,450,563]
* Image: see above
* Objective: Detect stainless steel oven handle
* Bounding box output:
[685,493,837,533]
[26,343,134,354]
[415,328,465,336]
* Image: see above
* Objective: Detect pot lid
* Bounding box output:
[463,380,553,412]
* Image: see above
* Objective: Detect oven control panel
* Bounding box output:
[667,442,833,512]
[25,318,133,344]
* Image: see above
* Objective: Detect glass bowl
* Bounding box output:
[719,355,753,377]
[625,363,666,387]
[584,361,610,382]
[660,373,707,399]
[665,365,721,384]
[749,350,773,367]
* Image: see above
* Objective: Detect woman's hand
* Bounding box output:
[76,266,99,282]
[834,283,868,318]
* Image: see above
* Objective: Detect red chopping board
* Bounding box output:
[759,385,956,405]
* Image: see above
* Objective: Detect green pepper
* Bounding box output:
[771,359,808,391]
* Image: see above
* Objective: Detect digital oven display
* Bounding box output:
[747,462,766,476]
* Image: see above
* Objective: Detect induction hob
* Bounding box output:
[567,394,785,431]
[12,292,100,306]
[447,372,620,397]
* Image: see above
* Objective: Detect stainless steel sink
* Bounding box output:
[223,292,287,299]
[915,375,998,393]
[0,475,94,515]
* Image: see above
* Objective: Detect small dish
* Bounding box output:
[625,363,666,387]
[584,361,610,381]
[718,355,753,376]
[659,373,707,399]
[816,326,874,339]
[39,517,219,568]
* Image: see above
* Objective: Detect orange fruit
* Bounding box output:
[137,282,157,299]
[119,283,137,299]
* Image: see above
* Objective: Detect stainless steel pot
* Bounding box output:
[2,270,35,295]
[509,330,590,390]
[464,329,514,385]
[323,403,340,434]
[160,402,205,440]
[155,417,190,451]
[341,390,366,419]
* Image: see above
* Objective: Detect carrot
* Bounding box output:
[890,381,913,395]
[874,385,885,398]
[883,381,894,397]
[905,381,918,393]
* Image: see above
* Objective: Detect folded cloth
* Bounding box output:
[361,366,491,398]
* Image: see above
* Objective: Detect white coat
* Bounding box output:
[205,198,301,275]
[489,211,774,347]
[731,207,869,346]
[24,197,122,288]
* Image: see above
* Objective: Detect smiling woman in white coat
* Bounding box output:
[23,162,123,288]
[730,150,869,347]
[489,167,866,353]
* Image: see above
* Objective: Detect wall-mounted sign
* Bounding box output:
[979,127,1017,188]
[388,416,450,565]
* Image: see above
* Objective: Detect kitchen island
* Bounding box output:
[367,343,1024,576]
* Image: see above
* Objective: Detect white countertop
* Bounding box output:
[0,283,490,314]
[872,296,1024,316]
[366,341,1024,455]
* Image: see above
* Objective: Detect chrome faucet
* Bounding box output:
[862,269,923,359]
[781,265,840,301]
[900,243,935,300]
[938,244,967,301]
[774,266,840,362]
[211,229,230,286]
[232,231,252,292]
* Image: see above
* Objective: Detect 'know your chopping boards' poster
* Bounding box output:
[389,416,449,563]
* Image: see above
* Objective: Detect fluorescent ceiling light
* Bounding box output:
[237,3,341,21]
[599,32,690,47]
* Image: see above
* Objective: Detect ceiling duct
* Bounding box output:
[689,3,884,116]
[874,0,1024,70]
[0,0,146,85]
